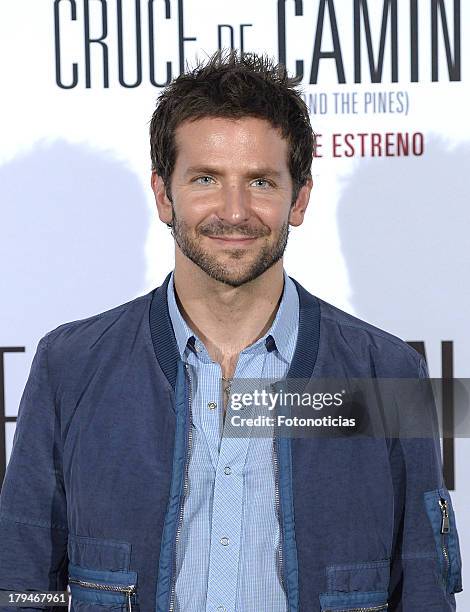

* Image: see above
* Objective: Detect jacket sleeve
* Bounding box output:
[388,357,463,610]
[0,334,68,610]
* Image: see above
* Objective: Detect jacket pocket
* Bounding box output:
[320,591,388,612]
[319,590,388,611]
[320,559,390,611]
[68,534,132,571]
[68,563,138,612]
[424,487,463,594]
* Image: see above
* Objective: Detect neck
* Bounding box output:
[173,255,284,375]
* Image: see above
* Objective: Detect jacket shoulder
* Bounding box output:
[315,295,426,377]
[40,289,155,361]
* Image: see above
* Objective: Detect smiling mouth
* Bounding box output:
[207,235,259,244]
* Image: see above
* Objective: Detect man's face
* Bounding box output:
[152,116,311,287]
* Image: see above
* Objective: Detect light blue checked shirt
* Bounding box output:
[167,270,299,612]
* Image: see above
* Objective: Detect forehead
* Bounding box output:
[173,116,290,171]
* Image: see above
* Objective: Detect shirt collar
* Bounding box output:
[266,271,299,363]
[167,269,299,363]
[167,272,195,357]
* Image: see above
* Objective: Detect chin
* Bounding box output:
[178,236,285,287]
[200,258,279,288]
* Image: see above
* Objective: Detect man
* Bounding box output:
[0,51,463,611]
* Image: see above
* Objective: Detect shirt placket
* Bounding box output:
[204,349,265,612]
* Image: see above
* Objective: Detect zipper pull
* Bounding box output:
[439,497,450,534]
[125,586,135,612]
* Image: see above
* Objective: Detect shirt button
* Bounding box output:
[220,537,229,546]
[217,607,226,612]
[208,401,217,410]
[224,466,231,475]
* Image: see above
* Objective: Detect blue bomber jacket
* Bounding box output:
[0,272,463,612]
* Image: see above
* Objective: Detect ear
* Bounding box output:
[288,177,313,227]
[151,171,173,225]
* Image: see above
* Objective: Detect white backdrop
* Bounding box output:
[1,0,468,606]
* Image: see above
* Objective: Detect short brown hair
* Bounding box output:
[149,50,315,202]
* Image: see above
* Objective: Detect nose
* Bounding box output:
[217,183,251,225]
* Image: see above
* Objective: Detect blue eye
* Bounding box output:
[252,179,271,188]
[194,176,215,185]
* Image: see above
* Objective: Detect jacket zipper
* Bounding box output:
[68,578,136,611]
[439,496,450,589]
[272,434,287,602]
[168,364,193,612]
[323,605,388,612]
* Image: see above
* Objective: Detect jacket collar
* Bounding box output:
[149,271,320,390]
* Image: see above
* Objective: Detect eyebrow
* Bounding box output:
[184,165,283,180]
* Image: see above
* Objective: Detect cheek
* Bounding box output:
[173,199,213,226]
[176,191,219,216]
[252,199,290,227]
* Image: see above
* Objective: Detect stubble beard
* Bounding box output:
[170,208,290,288]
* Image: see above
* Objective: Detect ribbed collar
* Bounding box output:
[149,271,320,390]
